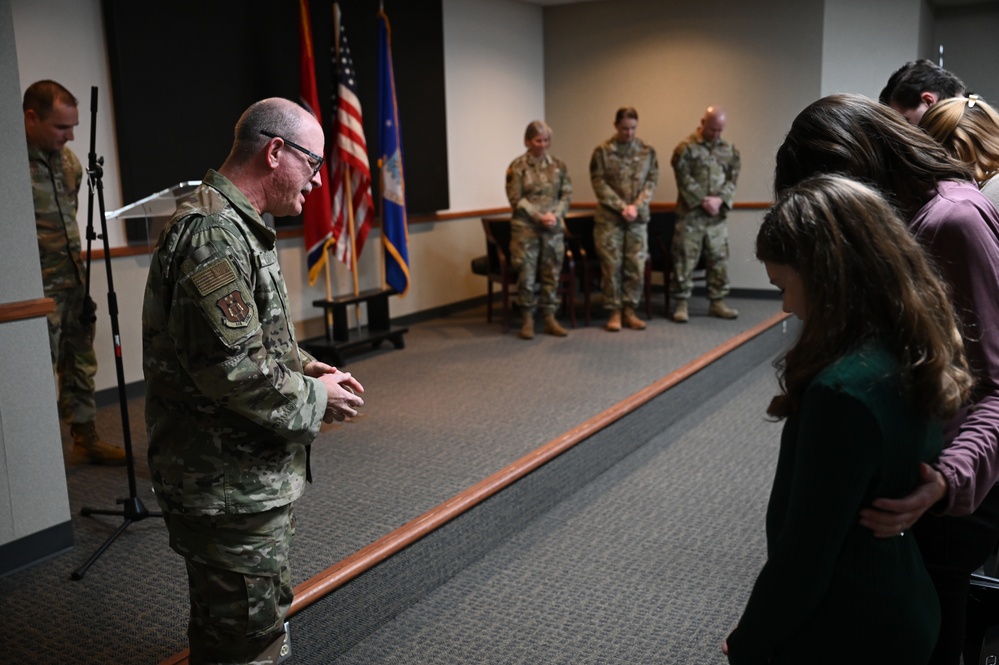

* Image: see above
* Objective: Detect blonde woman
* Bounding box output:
[920,94,999,208]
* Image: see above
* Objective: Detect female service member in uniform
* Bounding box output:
[505,120,572,340]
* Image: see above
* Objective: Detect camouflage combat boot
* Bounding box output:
[605,310,622,332]
[672,299,689,323]
[543,313,568,337]
[520,310,535,340]
[71,421,127,465]
[622,307,646,330]
[709,299,739,319]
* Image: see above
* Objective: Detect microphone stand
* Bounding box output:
[71,86,161,581]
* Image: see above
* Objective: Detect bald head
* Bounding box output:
[226,98,318,165]
[219,97,326,217]
[700,106,727,142]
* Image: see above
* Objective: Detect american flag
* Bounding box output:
[330,8,373,270]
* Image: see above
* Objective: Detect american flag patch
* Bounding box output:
[191,259,237,296]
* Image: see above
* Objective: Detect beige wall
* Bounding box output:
[543,0,825,291]
[543,0,825,205]
[933,3,999,101]
[821,0,928,98]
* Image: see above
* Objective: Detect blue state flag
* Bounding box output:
[378,8,410,296]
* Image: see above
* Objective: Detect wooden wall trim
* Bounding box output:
[0,297,55,324]
[99,201,773,262]
[81,243,156,261]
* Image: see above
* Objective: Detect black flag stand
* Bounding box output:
[71,86,161,581]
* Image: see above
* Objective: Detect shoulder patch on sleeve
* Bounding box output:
[216,290,252,326]
[182,255,258,346]
[191,258,238,296]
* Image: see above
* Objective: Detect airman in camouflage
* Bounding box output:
[589,107,659,332]
[24,80,125,464]
[505,120,572,339]
[143,99,364,664]
[670,106,741,323]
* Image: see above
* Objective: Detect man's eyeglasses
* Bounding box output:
[260,130,325,177]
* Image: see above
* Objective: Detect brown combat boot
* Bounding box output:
[672,299,689,323]
[543,314,568,337]
[71,421,127,465]
[709,299,739,319]
[519,310,535,340]
[605,310,622,332]
[622,307,646,330]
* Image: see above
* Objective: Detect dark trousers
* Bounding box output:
[916,484,999,665]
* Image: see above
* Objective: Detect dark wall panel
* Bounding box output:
[103,0,448,218]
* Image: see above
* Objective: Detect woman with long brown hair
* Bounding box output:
[725,174,972,664]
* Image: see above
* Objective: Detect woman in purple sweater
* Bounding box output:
[772,93,999,665]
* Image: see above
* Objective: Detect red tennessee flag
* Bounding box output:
[299,0,334,286]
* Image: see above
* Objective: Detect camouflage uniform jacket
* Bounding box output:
[505,152,572,227]
[589,137,659,223]
[29,143,85,292]
[671,131,741,218]
[142,170,327,517]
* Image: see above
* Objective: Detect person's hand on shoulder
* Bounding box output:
[859,463,948,537]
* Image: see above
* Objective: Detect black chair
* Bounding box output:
[648,211,707,318]
[562,214,598,326]
[477,216,576,332]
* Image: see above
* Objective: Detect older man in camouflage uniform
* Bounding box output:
[143,98,364,665]
[590,107,659,332]
[670,106,741,323]
[24,80,125,464]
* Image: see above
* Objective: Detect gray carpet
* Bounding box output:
[0,295,785,664]
[327,351,782,664]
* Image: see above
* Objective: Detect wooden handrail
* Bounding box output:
[0,297,55,324]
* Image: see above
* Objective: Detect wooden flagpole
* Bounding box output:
[378,0,388,292]
[344,169,362,328]
[334,2,362,329]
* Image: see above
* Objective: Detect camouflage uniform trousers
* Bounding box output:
[46,284,98,425]
[670,213,731,301]
[594,216,647,311]
[510,219,565,315]
[165,504,296,665]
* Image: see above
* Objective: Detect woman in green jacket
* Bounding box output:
[725,175,973,664]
